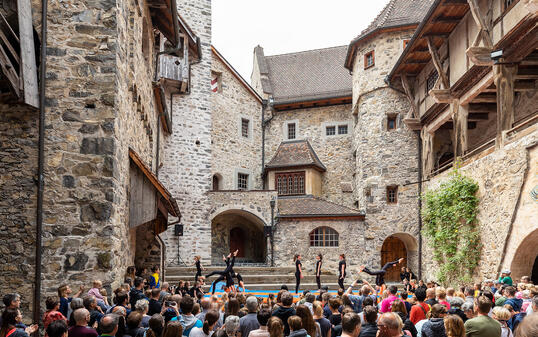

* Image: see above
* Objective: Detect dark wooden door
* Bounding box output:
[381,236,407,282]
[230,227,245,257]
[532,255,538,284]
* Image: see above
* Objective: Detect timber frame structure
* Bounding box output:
[388,0,538,176]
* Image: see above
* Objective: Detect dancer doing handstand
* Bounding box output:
[358,257,404,293]
[205,250,238,294]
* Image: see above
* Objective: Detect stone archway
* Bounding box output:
[381,233,419,282]
[510,229,538,282]
[211,209,267,265]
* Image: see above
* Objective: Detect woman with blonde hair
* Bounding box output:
[493,307,514,337]
[443,314,465,337]
[267,317,284,337]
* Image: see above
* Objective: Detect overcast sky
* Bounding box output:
[212,0,391,81]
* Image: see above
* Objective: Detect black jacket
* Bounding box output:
[358,323,377,337]
[272,306,296,336]
[396,312,417,337]
[129,288,146,309]
[421,318,446,337]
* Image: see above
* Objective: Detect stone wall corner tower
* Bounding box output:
[345,0,434,280]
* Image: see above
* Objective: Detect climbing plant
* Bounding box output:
[421,168,481,285]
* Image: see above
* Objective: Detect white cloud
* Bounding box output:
[212,0,391,81]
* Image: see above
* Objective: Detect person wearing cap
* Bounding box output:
[499,271,513,286]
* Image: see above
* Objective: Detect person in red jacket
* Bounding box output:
[409,288,431,325]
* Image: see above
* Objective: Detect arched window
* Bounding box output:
[212,174,220,191]
[310,227,339,247]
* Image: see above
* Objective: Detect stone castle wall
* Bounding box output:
[160,0,213,266]
[351,29,420,272]
[211,54,263,190]
[264,104,355,207]
[422,126,538,283]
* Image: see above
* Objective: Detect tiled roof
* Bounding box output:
[278,195,363,218]
[345,0,433,69]
[265,140,326,172]
[258,46,352,104]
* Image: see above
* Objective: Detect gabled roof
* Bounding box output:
[212,46,263,103]
[256,46,352,105]
[265,140,326,172]
[277,195,364,219]
[344,0,434,70]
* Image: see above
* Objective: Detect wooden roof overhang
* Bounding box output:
[129,148,180,219]
[148,0,180,46]
[277,214,365,221]
[273,95,352,112]
[388,0,470,85]
[178,13,201,60]
[264,164,327,174]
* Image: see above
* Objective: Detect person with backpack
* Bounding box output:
[409,289,430,325]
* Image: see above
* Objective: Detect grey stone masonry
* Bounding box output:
[160,0,213,266]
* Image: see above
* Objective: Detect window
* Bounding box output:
[310,227,339,247]
[503,0,516,11]
[276,171,305,196]
[387,116,397,130]
[387,186,398,204]
[338,125,348,135]
[212,174,220,191]
[403,39,410,49]
[426,70,439,94]
[287,123,296,140]
[326,126,336,136]
[237,173,249,190]
[364,50,375,69]
[326,124,349,137]
[211,72,222,93]
[241,118,249,138]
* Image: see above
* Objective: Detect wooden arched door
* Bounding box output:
[381,236,407,282]
[230,227,245,257]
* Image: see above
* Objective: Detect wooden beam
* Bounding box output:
[468,113,489,121]
[405,59,429,64]
[516,68,538,79]
[494,64,517,147]
[401,74,418,119]
[452,100,468,157]
[471,93,497,103]
[469,103,496,113]
[432,16,463,23]
[467,0,493,47]
[440,121,477,129]
[17,0,39,108]
[0,29,19,65]
[430,89,453,103]
[514,80,537,91]
[466,46,493,66]
[422,129,435,176]
[0,43,20,97]
[443,0,468,5]
[422,32,450,38]
[427,37,449,89]
[459,70,494,105]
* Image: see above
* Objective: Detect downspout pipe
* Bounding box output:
[261,100,267,189]
[34,0,48,324]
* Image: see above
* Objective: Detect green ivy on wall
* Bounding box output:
[421,168,481,285]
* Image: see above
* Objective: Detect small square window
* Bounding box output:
[364,51,375,69]
[387,116,397,130]
[287,123,296,140]
[237,173,249,190]
[387,186,398,204]
[241,118,249,138]
[338,125,348,135]
[326,126,336,136]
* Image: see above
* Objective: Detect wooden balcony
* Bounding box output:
[156,52,189,93]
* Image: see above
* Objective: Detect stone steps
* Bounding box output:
[166,274,343,284]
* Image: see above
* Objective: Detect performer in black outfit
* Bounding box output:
[194,255,203,283]
[205,250,238,294]
[294,254,303,294]
[338,254,346,290]
[359,257,404,291]
[315,253,322,290]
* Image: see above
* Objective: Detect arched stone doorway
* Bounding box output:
[510,229,538,283]
[381,233,419,282]
[211,209,267,264]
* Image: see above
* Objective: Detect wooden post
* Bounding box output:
[494,64,517,148]
[17,0,39,108]
[401,74,418,118]
[467,0,493,47]
[451,100,468,157]
[421,128,434,176]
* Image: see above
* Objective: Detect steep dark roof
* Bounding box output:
[278,195,363,218]
[258,46,352,104]
[265,140,326,172]
[344,0,433,69]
